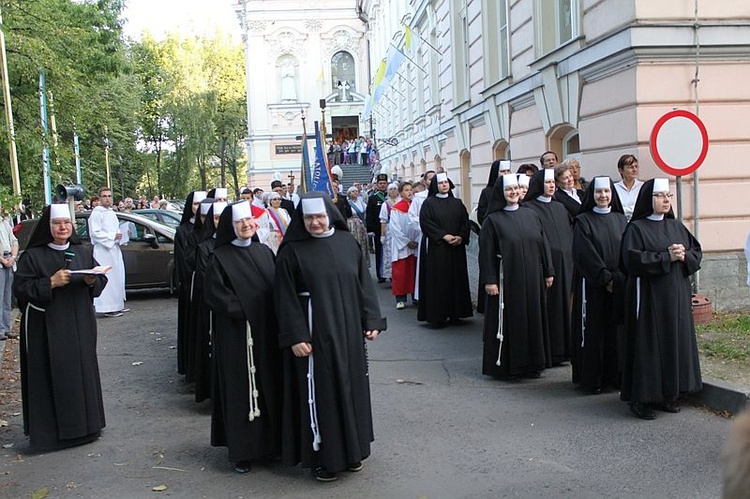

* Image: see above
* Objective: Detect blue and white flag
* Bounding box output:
[310,121,334,197]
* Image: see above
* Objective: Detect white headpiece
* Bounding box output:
[593,177,610,190]
[436,173,449,183]
[544,168,555,182]
[50,204,71,220]
[517,174,530,187]
[301,197,327,215]
[498,160,512,172]
[213,202,227,215]
[200,202,212,215]
[388,182,399,191]
[214,187,228,199]
[231,200,252,222]
[503,173,518,187]
[193,191,207,203]
[653,178,670,192]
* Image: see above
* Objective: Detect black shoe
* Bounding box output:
[347,462,363,472]
[654,401,681,413]
[5,332,17,339]
[314,467,338,482]
[630,402,656,420]
[233,461,251,474]
[590,386,602,395]
[522,371,542,379]
[377,278,386,283]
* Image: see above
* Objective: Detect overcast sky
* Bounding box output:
[121,0,241,40]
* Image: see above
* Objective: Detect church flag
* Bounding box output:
[310,121,334,197]
[300,121,311,193]
[384,43,405,82]
[363,93,373,121]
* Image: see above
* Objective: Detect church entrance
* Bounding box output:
[331,116,359,143]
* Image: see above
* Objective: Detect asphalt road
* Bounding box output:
[0,277,733,498]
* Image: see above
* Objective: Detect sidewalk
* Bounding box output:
[463,238,749,415]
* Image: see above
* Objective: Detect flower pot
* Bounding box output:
[691,294,712,325]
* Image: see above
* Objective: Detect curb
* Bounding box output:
[691,378,750,415]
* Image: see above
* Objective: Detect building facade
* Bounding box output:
[233,0,370,188]
[361,0,750,257]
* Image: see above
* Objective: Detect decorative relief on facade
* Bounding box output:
[304,19,322,32]
[322,28,361,58]
[266,29,307,58]
[247,20,267,32]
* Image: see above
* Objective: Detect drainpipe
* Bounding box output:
[692,0,701,292]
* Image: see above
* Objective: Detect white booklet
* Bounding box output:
[69,265,113,275]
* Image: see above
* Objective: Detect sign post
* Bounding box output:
[649,109,709,223]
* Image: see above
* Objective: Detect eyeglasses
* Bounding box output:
[652,193,673,199]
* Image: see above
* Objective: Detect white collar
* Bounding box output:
[189,217,196,224]
[231,238,252,247]
[503,204,520,212]
[47,242,70,250]
[647,214,665,221]
[436,193,449,199]
[311,228,335,238]
[536,196,552,203]
[593,206,611,214]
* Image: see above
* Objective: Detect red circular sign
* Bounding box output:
[649,110,709,176]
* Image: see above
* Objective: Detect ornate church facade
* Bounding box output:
[233,0,369,189]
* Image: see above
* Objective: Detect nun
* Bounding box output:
[203,200,282,472]
[192,200,226,403]
[13,204,108,450]
[479,174,554,379]
[523,168,574,366]
[175,190,207,375]
[273,192,386,482]
[571,177,627,394]
[417,172,473,325]
[620,178,702,420]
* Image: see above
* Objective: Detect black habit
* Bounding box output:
[417,181,473,324]
[14,208,107,450]
[274,192,386,474]
[523,171,574,365]
[619,180,702,404]
[479,176,554,378]
[571,178,627,391]
[204,205,282,464]
[365,189,387,280]
[175,191,200,375]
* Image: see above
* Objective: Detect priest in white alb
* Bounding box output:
[87,187,126,317]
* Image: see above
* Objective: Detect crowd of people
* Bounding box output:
[327,136,377,168]
[14,151,750,492]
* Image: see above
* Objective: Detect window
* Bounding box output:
[482,0,510,84]
[537,0,578,56]
[331,51,356,100]
[450,1,470,105]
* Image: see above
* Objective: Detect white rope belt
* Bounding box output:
[581,278,587,348]
[635,277,641,320]
[189,271,196,301]
[246,321,260,421]
[25,303,45,357]
[495,255,504,367]
[299,291,321,451]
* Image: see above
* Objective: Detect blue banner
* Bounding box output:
[310,121,333,197]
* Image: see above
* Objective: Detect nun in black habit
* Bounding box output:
[476,160,510,314]
[185,196,214,383]
[522,168,574,366]
[192,200,226,403]
[417,172,473,324]
[175,190,207,375]
[13,204,107,450]
[203,200,282,472]
[479,174,554,379]
[274,192,386,482]
[620,178,702,420]
[571,177,627,394]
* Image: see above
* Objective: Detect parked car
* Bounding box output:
[133,208,182,228]
[15,211,176,292]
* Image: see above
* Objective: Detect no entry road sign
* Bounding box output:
[649,110,709,176]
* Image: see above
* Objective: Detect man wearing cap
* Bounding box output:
[88,187,127,318]
[366,173,389,282]
[417,172,473,325]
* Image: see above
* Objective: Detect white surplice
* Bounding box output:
[88,206,126,313]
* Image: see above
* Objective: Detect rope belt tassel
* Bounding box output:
[246,321,261,421]
[581,277,586,348]
[300,292,321,451]
[495,254,504,366]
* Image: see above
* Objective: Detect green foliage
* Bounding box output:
[0,0,246,207]
[696,313,750,361]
